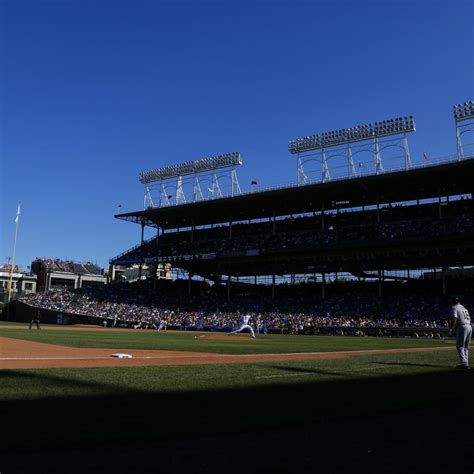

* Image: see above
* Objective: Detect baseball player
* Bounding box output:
[29,309,41,330]
[448,297,471,369]
[228,314,256,338]
[157,319,167,331]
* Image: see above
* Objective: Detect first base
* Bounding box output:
[111,353,133,359]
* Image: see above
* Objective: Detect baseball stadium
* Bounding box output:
[2,104,474,473]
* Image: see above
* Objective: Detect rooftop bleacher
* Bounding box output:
[32,258,103,275]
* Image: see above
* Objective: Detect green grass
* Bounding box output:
[0,350,462,400]
[1,350,472,452]
[0,326,468,463]
[0,327,452,354]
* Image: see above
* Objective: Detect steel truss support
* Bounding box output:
[456,126,464,161]
[210,171,222,199]
[347,144,356,177]
[374,137,383,174]
[455,118,474,161]
[231,167,241,196]
[297,153,308,186]
[321,149,330,182]
[160,183,171,207]
[403,134,412,170]
[193,174,203,202]
[176,176,186,205]
[144,186,155,209]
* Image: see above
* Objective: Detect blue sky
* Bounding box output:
[1,0,473,269]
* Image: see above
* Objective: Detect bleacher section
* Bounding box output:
[31,258,106,291]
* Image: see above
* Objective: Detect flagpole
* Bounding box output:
[7,203,21,307]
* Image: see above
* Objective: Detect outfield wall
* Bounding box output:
[12,301,102,326]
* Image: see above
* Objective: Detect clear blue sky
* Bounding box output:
[1,0,473,269]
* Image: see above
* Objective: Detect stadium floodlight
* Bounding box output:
[139,152,242,184]
[453,101,474,122]
[289,116,416,154]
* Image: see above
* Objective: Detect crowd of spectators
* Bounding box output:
[19,279,473,337]
[115,199,473,263]
[0,264,20,273]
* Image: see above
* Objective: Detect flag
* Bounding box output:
[423,152,429,161]
[14,203,20,224]
[358,162,365,168]
[167,195,173,199]
[117,203,122,208]
[251,180,258,185]
[207,187,213,193]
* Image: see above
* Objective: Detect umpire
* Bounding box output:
[29,309,42,330]
[448,297,471,369]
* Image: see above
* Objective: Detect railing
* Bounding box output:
[110,235,156,263]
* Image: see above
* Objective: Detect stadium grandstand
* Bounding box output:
[112,106,474,286]
[17,102,474,335]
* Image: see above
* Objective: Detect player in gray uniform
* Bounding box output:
[448,297,471,369]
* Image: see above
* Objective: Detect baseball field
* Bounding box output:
[1,323,473,473]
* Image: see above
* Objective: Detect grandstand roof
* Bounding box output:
[116,157,474,230]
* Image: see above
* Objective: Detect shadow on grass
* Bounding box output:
[261,364,346,376]
[373,361,448,369]
[1,366,473,453]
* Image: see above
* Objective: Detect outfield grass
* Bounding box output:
[0,327,452,354]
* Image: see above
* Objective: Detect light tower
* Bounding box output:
[453,101,474,161]
[288,116,416,185]
[139,152,242,209]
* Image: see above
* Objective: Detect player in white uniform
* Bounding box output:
[448,297,472,369]
[157,319,167,331]
[228,314,256,338]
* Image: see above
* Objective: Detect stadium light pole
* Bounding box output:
[6,203,21,320]
[453,101,474,161]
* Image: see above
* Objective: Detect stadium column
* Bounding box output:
[139,220,145,281]
[188,273,192,296]
[229,217,232,239]
[438,188,442,219]
[378,269,382,299]
[227,275,231,302]
[190,219,194,243]
[442,267,446,296]
[322,273,326,299]
[272,210,276,234]
[376,197,380,224]
[321,203,325,231]
[271,273,276,300]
